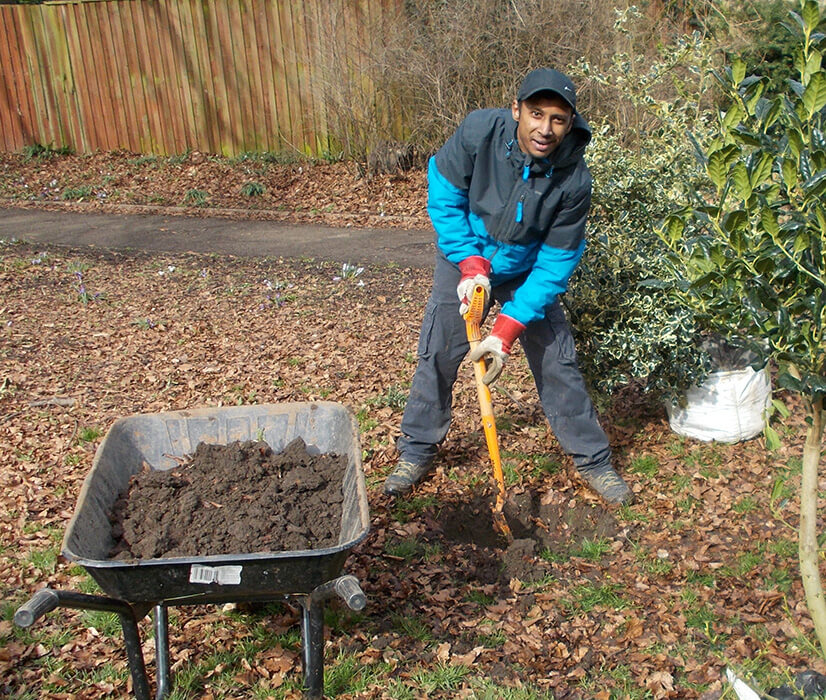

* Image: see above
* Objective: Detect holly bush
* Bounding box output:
[566,30,716,400]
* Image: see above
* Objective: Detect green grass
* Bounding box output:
[324,652,389,696]
[475,627,507,648]
[564,583,630,613]
[628,453,659,477]
[409,662,470,693]
[80,610,122,637]
[390,494,438,524]
[685,570,717,588]
[24,546,59,574]
[468,677,556,699]
[539,547,568,563]
[390,612,434,642]
[572,536,612,561]
[384,537,422,561]
[465,589,496,606]
[736,550,763,576]
[769,538,796,558]
[670,473,692,493]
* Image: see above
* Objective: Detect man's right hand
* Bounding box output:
[457,256,491,316]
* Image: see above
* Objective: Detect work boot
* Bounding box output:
[383,459,434,496]
[578,463,633,505]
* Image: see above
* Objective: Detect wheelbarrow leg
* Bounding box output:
[153,604,171,700]
[300,599,325,699]
[300,575,367,699]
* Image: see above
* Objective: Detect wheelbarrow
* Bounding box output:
[14,402,370,699]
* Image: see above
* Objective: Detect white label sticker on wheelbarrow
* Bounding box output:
[189,565,243,585]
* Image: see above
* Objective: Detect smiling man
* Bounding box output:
[384,68,633,505]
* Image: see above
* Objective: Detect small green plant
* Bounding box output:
[241,181,265,197]
[336,262,364,280]
[355,408,378,432]
[384,537,421,561]
[539,546,569,563]
[369,384,408,410]
[475,627,507,648]
[733,495,760,514]
[22,143,72,161]
[70,268,101,304]
[526,453,562,477]
[167,149,191,164]
[78,426,102,443]
[61,185,93,200]
[128,154,159,166]
[183,188,208,206]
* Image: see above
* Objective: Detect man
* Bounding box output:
[384,68,632,505]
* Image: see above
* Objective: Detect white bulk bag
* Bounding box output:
[665,365,771,443]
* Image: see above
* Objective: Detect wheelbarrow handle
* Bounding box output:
[335,575,367,611]
[15,588,60,628]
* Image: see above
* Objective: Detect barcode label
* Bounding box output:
[189,564,243,585]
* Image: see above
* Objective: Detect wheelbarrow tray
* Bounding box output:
[61,402,369,605]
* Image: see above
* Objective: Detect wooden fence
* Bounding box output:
[0,0,397,156]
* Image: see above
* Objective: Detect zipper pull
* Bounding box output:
[515,195,524,223]
[522,164,530,181]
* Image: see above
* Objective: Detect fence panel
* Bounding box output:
[0,0,397,156]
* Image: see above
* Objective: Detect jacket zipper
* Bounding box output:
[515,164,530,223]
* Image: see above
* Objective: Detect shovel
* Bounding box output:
[464,283,513,543]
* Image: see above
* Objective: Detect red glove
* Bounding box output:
[457,256,491,316]
[468,314,526,385]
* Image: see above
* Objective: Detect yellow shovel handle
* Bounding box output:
[464,284,509,521]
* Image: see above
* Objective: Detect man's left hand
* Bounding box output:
[468,314,526,385]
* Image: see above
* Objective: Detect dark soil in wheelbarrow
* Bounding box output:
[108,437,345,560]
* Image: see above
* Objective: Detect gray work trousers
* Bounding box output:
[397,252,612,473]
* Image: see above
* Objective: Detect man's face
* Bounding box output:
[511,94,574,159]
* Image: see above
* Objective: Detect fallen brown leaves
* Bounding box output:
[0,232,824,698]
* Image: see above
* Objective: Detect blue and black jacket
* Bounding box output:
[428,106,592,327]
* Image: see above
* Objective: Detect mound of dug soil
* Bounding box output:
[108,437,345,560]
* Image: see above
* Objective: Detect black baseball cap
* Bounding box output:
[517,68,577,110]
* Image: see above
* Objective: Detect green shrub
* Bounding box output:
[566,31,717,399]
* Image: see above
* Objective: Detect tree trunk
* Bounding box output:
[799,396,826,657]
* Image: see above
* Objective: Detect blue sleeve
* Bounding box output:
[427,157,482,263]
[501,239,586,325]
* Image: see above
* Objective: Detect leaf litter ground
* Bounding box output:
[0,160,824,698]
